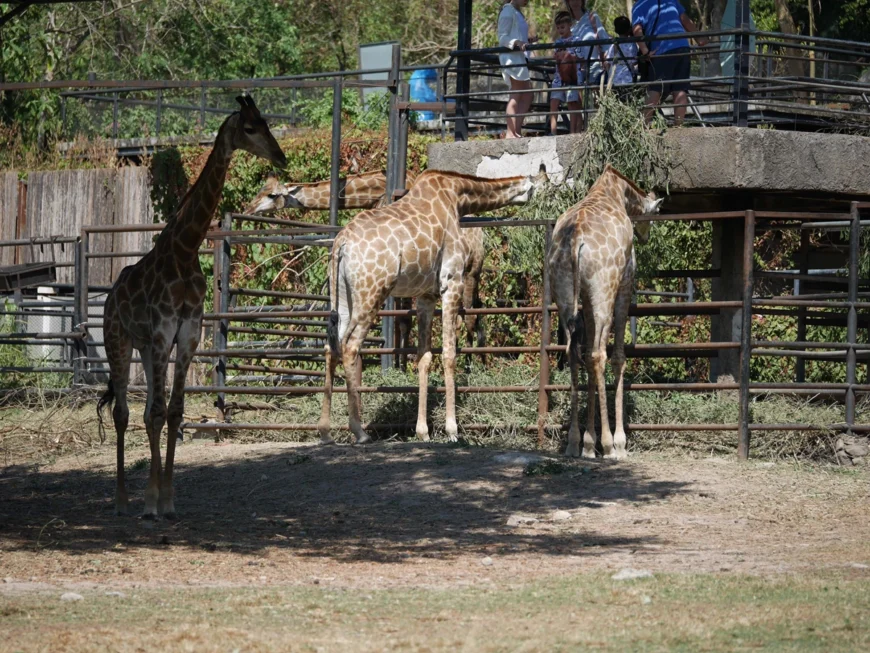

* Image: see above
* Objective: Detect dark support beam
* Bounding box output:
[732,0,751,127]
[455,0,473,141]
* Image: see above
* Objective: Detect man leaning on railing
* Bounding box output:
[632,0,708,126]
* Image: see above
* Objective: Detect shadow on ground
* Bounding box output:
[0,442,690,562]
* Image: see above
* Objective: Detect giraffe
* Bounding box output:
[244,170,488,367]
[97,96,287,518]
[244,170,416,213]
[548,164,661,459]
[318,167,549,445]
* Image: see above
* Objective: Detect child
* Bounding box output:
[604,16,638,88]
[550,11,584,135]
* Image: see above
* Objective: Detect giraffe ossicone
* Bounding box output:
[98,95,286,519]
[318,165,550,445]
[547,164,661,460]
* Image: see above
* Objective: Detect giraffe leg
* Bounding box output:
[565,320,583,458]
[140,342,170,520]
[414,295,436,441]
[461,277,482,369]
[593,315,616,459]
[441,279,463,441]
[317,346,338,444]
[162,317,200,518]
[582,310,598,458]
[343,320,374,444]
[611,281,632,460]
[107,336,133,515]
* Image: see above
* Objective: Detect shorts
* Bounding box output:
[551,71,581,104]
[647,47,691,97]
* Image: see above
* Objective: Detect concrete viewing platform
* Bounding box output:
[428,127,870,203]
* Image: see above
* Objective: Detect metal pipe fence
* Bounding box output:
[6,204,864,457]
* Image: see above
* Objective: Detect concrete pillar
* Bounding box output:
[710,216,747,382]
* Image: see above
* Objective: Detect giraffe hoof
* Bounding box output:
[581,448,596,459]
[140,512,159,521]
[163,511,178,521]
[564,443,581,458]
[354,432,371,445]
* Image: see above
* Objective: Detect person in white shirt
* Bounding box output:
[604,16,638,88]
[498,0,533,138]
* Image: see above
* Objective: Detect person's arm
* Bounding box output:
[498,7,525,51]
[679,13,709,46]
[633,24,649,56]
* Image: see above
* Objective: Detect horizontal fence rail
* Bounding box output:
[5,204,866,458]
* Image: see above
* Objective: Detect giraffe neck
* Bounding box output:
[294,172,387,209]
[165,114,238,257]
[592,169,646,216]
[415,173,530,215]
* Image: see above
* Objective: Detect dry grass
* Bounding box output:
[3,360,862,468]
[1,573,868,652]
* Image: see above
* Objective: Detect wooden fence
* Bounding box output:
[0,167,153,284]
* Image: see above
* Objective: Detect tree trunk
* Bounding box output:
[774,0,807,80]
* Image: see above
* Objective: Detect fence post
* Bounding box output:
[328,77,343,228]
[454,0,473,141]
[738,209,755,459]
[732,0,751,127]
[112,92,119,139]
[796,229,809,382]
[537,224,553,448]
[61,96,67,141]
[381,44,404,372]
[846,202,859,432]
[156,89,163,138]
[72,236,84,386]
[215,212,232,424]
[199,85,207,130]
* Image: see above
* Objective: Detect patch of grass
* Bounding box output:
[523,459,567,476]
[126,457,148,473]
[0,573,867,652]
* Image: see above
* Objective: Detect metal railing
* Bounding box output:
[444,26,870,138]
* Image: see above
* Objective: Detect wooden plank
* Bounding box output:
[0,172,19,267]
[112,166,154,279]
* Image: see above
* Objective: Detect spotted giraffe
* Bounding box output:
[319,166,550,445]
[244,169,410,213]
[548,164,662,459]
[97,96,286,518]
[243,170,488,367]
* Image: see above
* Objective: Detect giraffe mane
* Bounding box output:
[415,169,527,183]
[166,111,242,225]
[601,163,647,195]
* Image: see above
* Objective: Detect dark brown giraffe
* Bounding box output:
[98,96,286,518]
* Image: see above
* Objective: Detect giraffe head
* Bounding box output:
[634,192,662,244]
[510,163,551,204]
[244,172,287,214]
[232,95,287,168]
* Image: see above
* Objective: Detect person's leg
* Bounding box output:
[549,96,561,135]
[644,89,662,124]
[673,90,688,125]
[567,100,582,133]
[506,78,531,138]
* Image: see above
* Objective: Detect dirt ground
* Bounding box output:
[2,439,869,650]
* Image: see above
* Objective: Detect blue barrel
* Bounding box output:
[409,69,439,121]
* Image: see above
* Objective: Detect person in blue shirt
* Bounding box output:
[632,0,707,125]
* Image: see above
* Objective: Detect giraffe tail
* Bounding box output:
[96,380,115,444]
[326,243,344,358]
